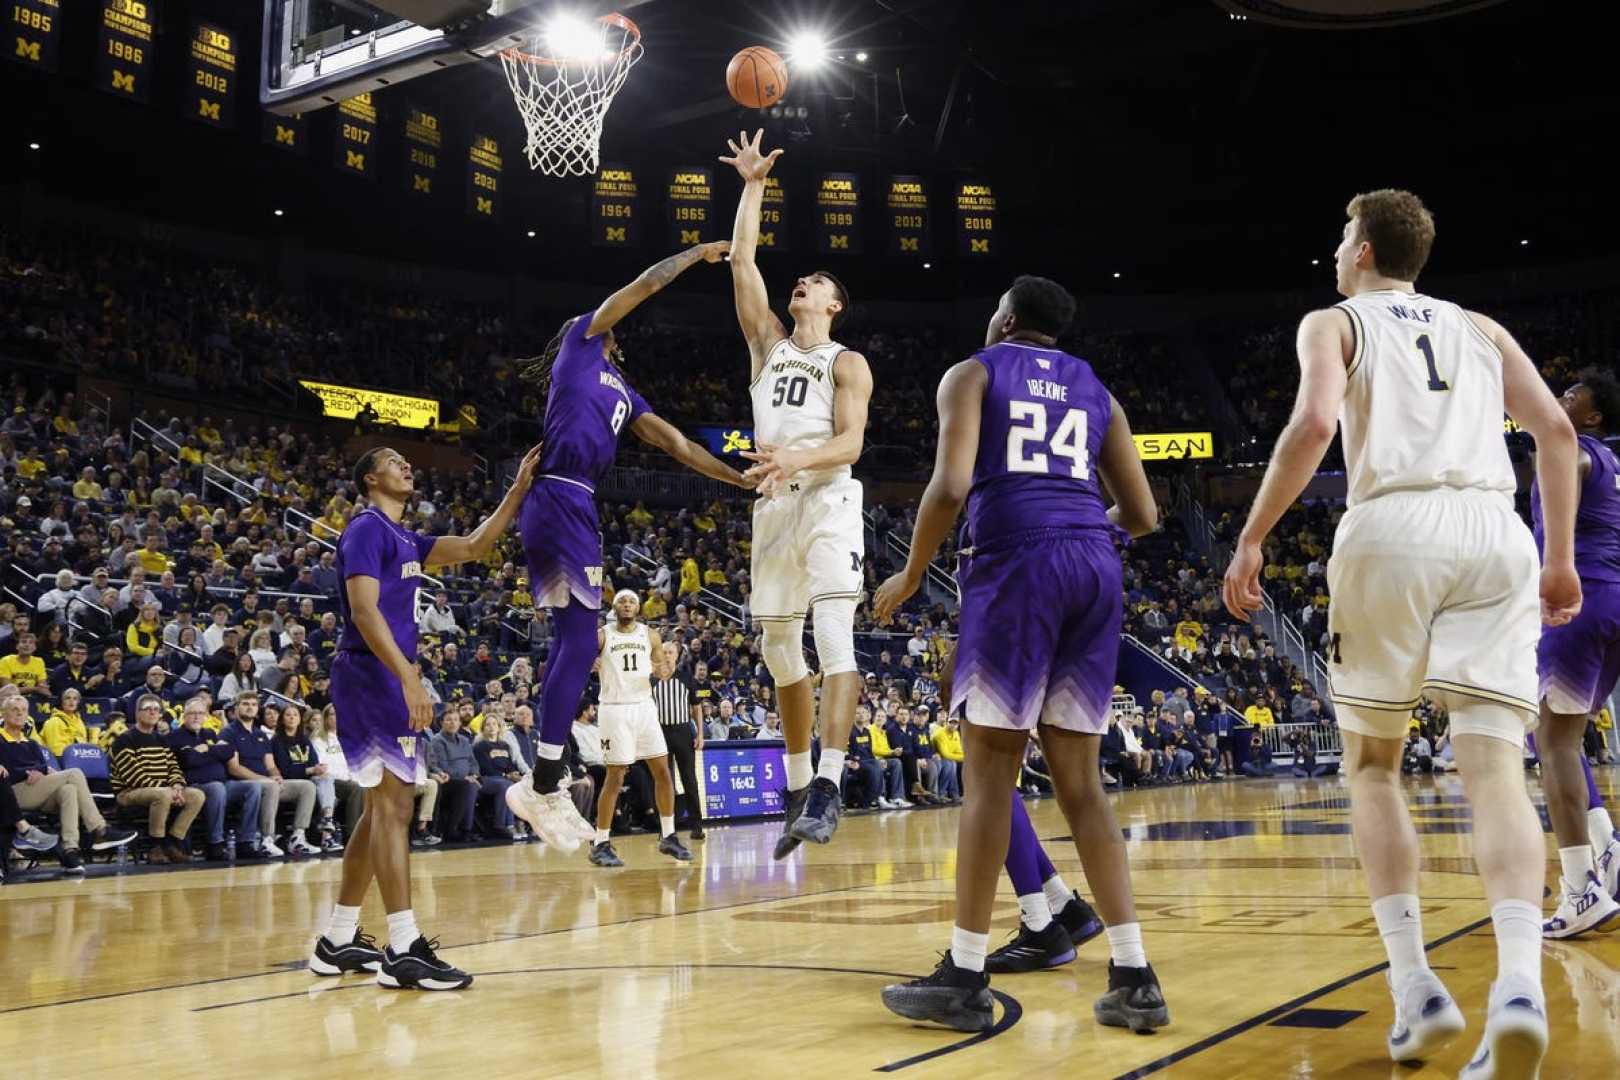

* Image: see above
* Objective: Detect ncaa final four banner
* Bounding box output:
[466,134,502,221]
[758,175,789,251]
[886,175,930,257]
[815,172,862,255]
[403,105,442,198]
[334,93,378,179]
[955,178,997,256]
[184,23,235,129]
[7,0,61,73]
[667,167,715,247]
[97,0,155,103]
[592,164,638,247]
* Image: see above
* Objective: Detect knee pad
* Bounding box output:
[762,618,810,686]
[811,597,858,676]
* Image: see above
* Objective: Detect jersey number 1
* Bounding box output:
[1007,402,1090,478]
[1415,334,1449,392]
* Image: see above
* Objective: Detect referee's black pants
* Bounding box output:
[662,725,705,832]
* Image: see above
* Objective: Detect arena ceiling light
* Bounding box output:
[546,13,602,60]
[855,51,869,62]
[787,32,830,69]
[28,142,40,150]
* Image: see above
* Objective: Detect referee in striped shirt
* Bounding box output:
[652,643,704,841]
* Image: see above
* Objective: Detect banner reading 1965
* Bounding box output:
[886,175,930,257]
[8,0,61,72]
[668,166,714,247]
[467,134,501,220]
[185,22,235,128]
[97,0,155,103]
[816,172,861,255]
[956,178,997,256]
[335,93,377,179]
[592,164,638,247]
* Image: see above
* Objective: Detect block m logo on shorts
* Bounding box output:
[850,551,863,572]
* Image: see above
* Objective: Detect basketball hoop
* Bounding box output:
[499,12,643,177]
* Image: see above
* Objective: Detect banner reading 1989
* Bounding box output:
[816,172,861,255]
[668,167,714,247]
[956,178,997,256]
[592,164,638,247]
[403,105,441,197]
[335,93,377,178]
[886,175,930,257]
[97,0,155,103]
[185,22,235,128]
[758,175,788,251]
[7,0,61,72]
[467,134,501,220]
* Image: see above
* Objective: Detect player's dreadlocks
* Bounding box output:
[516,319,572,398]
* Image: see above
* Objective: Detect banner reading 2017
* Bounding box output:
[815,172,861,255]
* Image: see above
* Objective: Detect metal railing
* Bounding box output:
[696,587,743,627]
[881,528,957,602]
[599,466,736,503]
[284,506,338,550]
[1120,634,1248,723]
[84,387,112,427]
[130,416,182,463]
[1255,720,1344,762]
[201,463,258,507]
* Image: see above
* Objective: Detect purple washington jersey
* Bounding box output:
[538,311,652,487]
[1535,434,1620,713]
[1532,433,1620,585]
[964,341,1113,545]
[335,507,438,659]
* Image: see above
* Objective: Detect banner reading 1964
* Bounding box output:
[815,172,861,255]
[404,105,441,197]
[467,134,501,220]
[668,166,714,247]
[334,93,377,179]
[7,0,62,72]
[185,22,235,128]
[592,164,638,247]
[886,175,930,257]
[956,178,997,256]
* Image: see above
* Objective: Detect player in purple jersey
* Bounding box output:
[1530,370,1620,937]
[503,242,751,852]
[872,276,1165,1034]
[308,442,541,992]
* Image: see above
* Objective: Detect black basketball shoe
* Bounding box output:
[308,928,383,976]
[881,952,994,1032]
[1055,893,1106,947]
[1093,961,1169,1032]
[376,936,473,991]
[787,777,842,847]
[985,920,1076,974]
[657,833,694,862]
[772,785,810,861]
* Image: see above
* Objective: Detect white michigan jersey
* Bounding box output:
[1335,289,1517,508]
[598,622,652,704]
[749,338,850,486]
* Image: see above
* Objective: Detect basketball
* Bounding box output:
[726,45,788,109]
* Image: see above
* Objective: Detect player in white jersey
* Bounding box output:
[722,130,874,858]
[1223,189,1582,1080]
[588,590,692,867]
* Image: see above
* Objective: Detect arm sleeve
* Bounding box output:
[339,514,386,582]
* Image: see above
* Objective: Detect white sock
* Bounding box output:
[1589,806,1617,854]
[595,828,611,844]
[1371,893,1428,986]
[785,751,813,791]
[817,749,846,789]
[1559,844,1595,890]
[1104,922,1147,968]
[324,903,361,946]
[1491,899,1543,987]
[950,925,989,973]
[660,815,675,838]
[536,741,564,760]
[385,909,420,953]
[1042,874,1072,917]
[1019,894,1053,932]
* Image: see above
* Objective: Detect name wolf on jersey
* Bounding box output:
[1025,378,1069,402]
[767,357,826,381]
[1386,302,1434,323]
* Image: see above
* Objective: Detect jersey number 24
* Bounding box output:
[1007,402,1090,478]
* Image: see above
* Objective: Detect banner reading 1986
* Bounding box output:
[185,23,235,128]
[404,105,441,197]
[886,175,930,257]
[758,175,788,251]
[97,0,155,102]
[467,134,501,220]
[956,178,997,256]
[668,167,714,247]
[592,164,638,247]
[815,172,861,255]
[7,0,61,72]
[335,93,377,178]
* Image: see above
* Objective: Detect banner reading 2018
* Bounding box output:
[956,178,997,256]
[815,172,861,255]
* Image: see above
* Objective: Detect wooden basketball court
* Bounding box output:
[4,772,1617,1079]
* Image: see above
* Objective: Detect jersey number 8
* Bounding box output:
[609,399,628,435]
[1007,402,1090,478]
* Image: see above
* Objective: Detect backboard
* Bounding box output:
[260,0,653,114]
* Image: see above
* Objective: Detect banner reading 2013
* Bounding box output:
[886,175,929,257]
[815,172,861,255]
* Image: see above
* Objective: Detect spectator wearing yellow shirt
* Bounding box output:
[41,688,90,756]
[0,633,50,699]
[135,535,170,575]
[16,450,46,481]
[52,411,77,437]
[197,419,222,448]
[179,439,204,467]
[868,713,908,807]
[1173,618,1203,653]
[678,555,701,598]
[72,467,103,502]
[125,603,164,659]
[694,510,717,534]
[1244,702,1275,728]
[931,716,963,800]
[626,501,653,529]
[703,561,728,588]
[643,591,669,620]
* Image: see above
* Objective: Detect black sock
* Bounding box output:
[533,756,566,793]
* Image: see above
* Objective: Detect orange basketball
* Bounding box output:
[726,45,789,109]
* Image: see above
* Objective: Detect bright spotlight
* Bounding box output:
[855,51,869,62]
[788,32,829,69]
[547,14,601,60]
[28,142,40,150]
[527,230,536,238]
[273,209,284,217]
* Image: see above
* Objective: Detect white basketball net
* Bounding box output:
[499,13,643,177]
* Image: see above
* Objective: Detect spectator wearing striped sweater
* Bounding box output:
[110,693,206,864]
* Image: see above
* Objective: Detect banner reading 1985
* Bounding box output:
[97,0,155,103]
[335,93,377,178]
[403,105,441,197]
[592,164,638,247]
[956,178,997,256]
[886,175,930,257]
[758,175,788,251]
[185,22,234,128]
[7,0,61,72]
[816,172,861,255]
[467,134,501,220]
[668,166,714,247]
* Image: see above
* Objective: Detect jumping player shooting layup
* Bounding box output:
[587,589,693,867]
[721,130,874,858]
[873,276,1167,1034]
[308,443,540,992]
[505,243,751,851]
[1533,371,1620,937]
[1224,189,1582,1078]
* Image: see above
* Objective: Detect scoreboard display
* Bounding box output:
[466,133,501,220]
[886,175,930,257]
[592,164,638,246]
[8,0,60,72]
[667,166,715,246]
[758,175,788,250]
[335,93,378,178]
[185,22,234,128]
[697,742,786,821]
[956,178,998,256]
[815,172,862,254]
[97,0,154,103]
[403,105,441,196]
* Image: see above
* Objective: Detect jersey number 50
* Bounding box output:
[1007,402,1090,478]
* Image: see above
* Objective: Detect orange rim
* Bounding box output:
[499,11,642,67]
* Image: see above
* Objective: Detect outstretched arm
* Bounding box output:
[741,351,872,496]
[585,242,731,339]
[1097,395,1159,538]
[720,129,787,376]
[630,412,750,489]
[425,444,542,568]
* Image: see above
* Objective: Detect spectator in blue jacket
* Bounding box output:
[472,716,520,840]
[168,694,268,860]
[844,709,882,810]
[220,693,317,856]
[427,711,480,842]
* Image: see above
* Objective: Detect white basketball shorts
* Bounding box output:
[597,701,667,767]
[749,475,866,621]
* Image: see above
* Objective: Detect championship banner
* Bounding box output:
[758,175,788,251]
[185,23,235,128]
[403,104,441,197]
[592,163,638,247]
[334,93,377,179]
[7,0,61,72]
[97,0,155,103]
[263,110,304,152]
[667,166,715,247]
[1134,432,1214,461]
[466,133,501,220]
[815,172,861,255]
[955,178,997,256]
[298,380,440,430]
[886,175,930,257]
